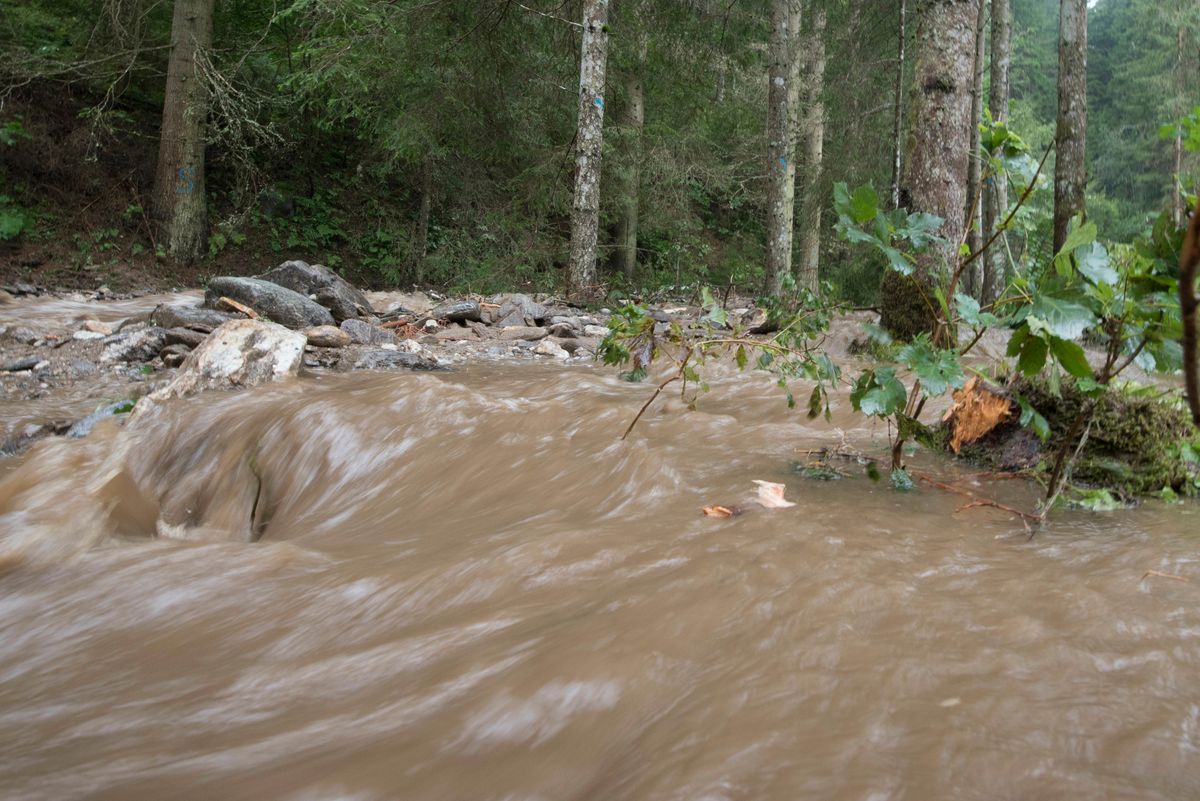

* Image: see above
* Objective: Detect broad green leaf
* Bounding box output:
[1048,336,1092,379]
[1025,293,1096,340]
[955,292,1001,327]
[1014,331,1049,376]
[1075,242,1118,286]
[849,185,879,224]
[1016,396,1051,441]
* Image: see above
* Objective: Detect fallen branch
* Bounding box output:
[914,471,1038,528]
[216,297,258,319]
[1141,569,1189,583]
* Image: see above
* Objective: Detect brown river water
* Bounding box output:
[1,295,1199,800]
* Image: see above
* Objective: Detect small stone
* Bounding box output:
[1,356,40,372]
[533,339,569,359]
[423,318,439,331]
[303,325,352,348]
[499,326,548,341]
[81,320,113,335]
[164,328,208,348]
[435,326,479,341]
[160,344,192,367]
[396,340,428,355]
[73,330,107,341]
[100,327,168,365]
[8,326,38,345]
[583,325,609,338]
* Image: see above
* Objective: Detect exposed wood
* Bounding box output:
[1181,209,1200,426]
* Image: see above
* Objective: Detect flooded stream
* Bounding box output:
[1,296,1198,800]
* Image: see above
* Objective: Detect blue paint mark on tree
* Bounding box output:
[176,166,195,195]
[593,96,604,109]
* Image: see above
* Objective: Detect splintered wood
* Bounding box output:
[942,377,1012,453]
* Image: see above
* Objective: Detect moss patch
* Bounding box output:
[950,375,1200,498]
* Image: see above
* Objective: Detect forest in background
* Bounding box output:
[0,0,1196,304]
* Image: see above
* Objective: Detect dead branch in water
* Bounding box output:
[216,296,258,318]
[913,471,1038,530]
[1141,570,1189,584]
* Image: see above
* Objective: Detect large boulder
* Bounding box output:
[136,319,306,413]
[491,293,548,326]
[100,327,168,364]
[205,277,334,330]
[259,260,373,321]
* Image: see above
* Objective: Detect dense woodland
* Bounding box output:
[0,0,1195,308]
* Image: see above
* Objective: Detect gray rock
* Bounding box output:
[69,360,99,377]
[346,348,439,371]
[67,400,133,438]
[499,326,548,341]
[1,356,39,372]
[434,325,479,341]
[551,337,582,354]
[135,320,307,414]
[164,327,208,348]
[205,276,335,330]
[7,326,38,345]
[101,327,168,364]
[340,318,396,346]
[259,260,372,321]
[494,310,526,328]
[547,322,577,338]
[304,325,352,348]
[582,324,609,338]
[72,330,107,341]
[160,344,191,367]
[428,299,483,323]
[494,293,548,325]
[468,321,493,339]
[152,304,234,332]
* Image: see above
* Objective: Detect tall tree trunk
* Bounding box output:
[964,0,987,298]
[567,0,610,298]
[890,0,908,210]
[1052,0,1087,253]
[982,0,1011,304]
[151,0,214,264]
[878,0,979,340]
[1172,24,1185,228]
[797,6,827,294]
[412,153,434,284]
[614,29,647,281]
[763,0,801,296]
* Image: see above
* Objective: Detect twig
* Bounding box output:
[621,374,679,441]
[1141,570,1189,583]
[914,471,1038,527]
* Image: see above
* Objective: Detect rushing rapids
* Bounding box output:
[1,297,1199,801]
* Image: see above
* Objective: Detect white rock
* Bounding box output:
[73,330,107,341]
[534,339,569,359]
[583,325,609,338]
[134,319,305,416]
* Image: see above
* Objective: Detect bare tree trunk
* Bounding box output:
[1052,0,1087,253]
[1172,24,1185,227]
[614,29,647,281]
[964,0,987,298]
[890,0,908,210]
[763,0,801,296]
[412,153,433,284]
[982,0,1011,304]
[567,0,610,298]
[151,0,214,264]
[797,7,827,294]
[879,0,978,340]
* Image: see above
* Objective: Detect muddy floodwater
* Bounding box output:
[1,298,1199,801]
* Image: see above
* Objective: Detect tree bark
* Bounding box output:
[1052,0,1087,253]
[796,6,826,294]
[890,0,908,210]
[567,0,610,298]
[614,28,646,281]
[981,0,1011,304]
[1172,24,1185,228]
[763,0,802,296]
[151,0,214,264]
[412,153,434,284]
[964,0,987,298]
[878,0,979,340]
